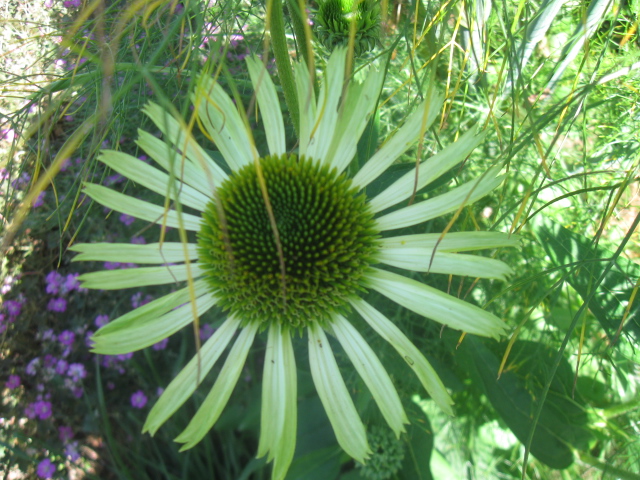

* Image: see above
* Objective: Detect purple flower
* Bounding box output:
[199,324,215,342]
[43,354,57,368]
[65,441,81,461]
[4,300,22,317]
[115,352,134,362]
[104,261,120,270]
[63,0,82,8]
[130,390,147,408]
[0,128,16,142]
[104,173,124,185]
[25,403,37,419]
[152,338,169,351]
[34,400,53,420]
[130,235,146,244]
[6,374,20,389]
[36,458,56,479]
[11,172,31,190]
[26,357,41,375]
[47,298,67,313]
[131,292,153,309]
[67,363,86,382]
[55,359,69,375]
[33,191,46,208]
[119,214,135,226]
[61,273,80,294]
[44,0,53,8]
[45,271,63,294]
[58,330,75,346]
[40,328,56,342]
[59,425,74,443]
[94,314,109,328]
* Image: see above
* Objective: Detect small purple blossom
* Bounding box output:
[55,359,69,375]
[119,214,135,226]
[65,441,81,462]
[26,357,41,375]
[33,191,46,208]
[130,235,146,244]
[4,300,22,317]
[199,324,215,342]
[58,330,75,346]
[11,172,31,190]
[95,314,109,328]
[25,403,37,419]
[130,390,148,408]
[152,338,169,351]
[45,271,64,294]
[6,374,20,389]
[59,425,74,443]
[67,363,87,382]
[36,458,56,479]
[47,297,67,313]
[63,0,82,8]
[61,273,80,294]
[34,400,52,420]
[131,292,153,309]
[104,261,120,270]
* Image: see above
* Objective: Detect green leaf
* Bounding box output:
[457,337,594,469]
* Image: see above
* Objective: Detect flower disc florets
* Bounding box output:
[197,154,379,329]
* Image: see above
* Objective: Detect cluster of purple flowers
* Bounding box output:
[1,294,25,334]
[44,271,84,314]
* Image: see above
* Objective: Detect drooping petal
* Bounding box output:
[258,325,297,480]
[378,249,514,280]
[370,129,485,213]
[83,184,202,231]
[306,48,347,163]
[143,316,241,435]
[375,166,504,232]
[326,66,385,174]
[350,297,454,415]
[380,231,519,252]
[364,268,507,339]
[294,60,317,157]
[308,323,370,463]
[141,103,228,183]
[79,262,204,290]
[331,314,408,436]
[352,92,444,190]
[70,242,198,264]
[246,56,286,156]
[175,322,259,450]
[97,150,209,211]
[91,290,217,354]
[193,75,258,172]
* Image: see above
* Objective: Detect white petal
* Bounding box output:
[295,60,317,157]
[352,92,444,190]
[378,249,514,280]
[331,315,408,436]
[70,242,198,264]
[193,75,258,172]
[91,291,217,354]
[370,129,485,213]
[246,56,286,156]
[326,67,385,174]
[141,103,228,183]
[308,323,370,462]
[375,166,504,232]
[79,262,204,290]
[380,231,519,252]
[98,150,209,211]
[306,48,347,163]
[175,322,259,449]
[143,316,241,435]
[350,297,454,414]
[364,267,507,339]
[83,183,202,231]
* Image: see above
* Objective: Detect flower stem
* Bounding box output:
[268,0,300,138]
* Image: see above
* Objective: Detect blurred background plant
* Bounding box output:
[1,0,639,478]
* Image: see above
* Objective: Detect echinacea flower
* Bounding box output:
[72,48,514,479]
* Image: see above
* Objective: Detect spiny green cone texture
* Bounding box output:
[315,0,381,56]
[197,154,379,329]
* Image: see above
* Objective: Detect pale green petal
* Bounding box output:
[246,56,286,156]
[175,322,259,449]
[370,129,485,213]
[97,150,209,211]
[352,92,444,190]
[380,231,519,252]
[350,297,454,415]
[83,183,202,231]
[364,268,507,339]
[331,315,408,436]
[89,280,207,344]
[79,262,204,290]
[271,329,297,480]
[136,130,218,196]
[193,75,257,172]
[70,242,198,264]
[306,48,347,163]
[258,325,298,480]
[308,323,370,463]
[92,291,217,354]
[375,167,504,232]
[378,249,514,280]
[143,316,241,435]
[141,103,228,183]
[294,60,316,157]
[326,67,385,174]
